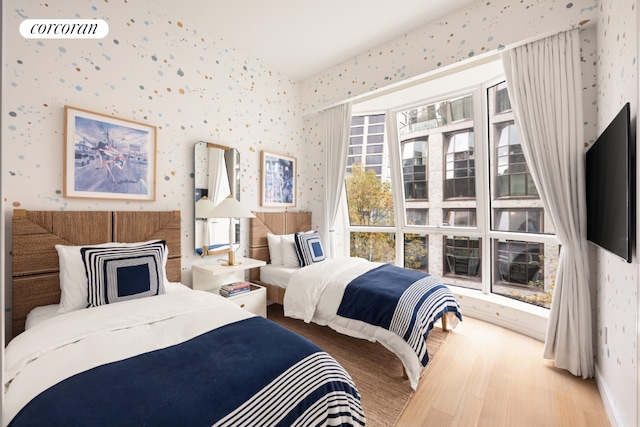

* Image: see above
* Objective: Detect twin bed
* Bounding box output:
[4,210,364,426]
[249,211,462,390]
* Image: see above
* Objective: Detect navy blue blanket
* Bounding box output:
[9,317,365,427]
[337,264,462,366]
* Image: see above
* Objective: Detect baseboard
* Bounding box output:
[449,287,548,341]
[595,366,621,427]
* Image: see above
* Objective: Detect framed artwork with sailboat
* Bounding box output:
[63,106,157,201]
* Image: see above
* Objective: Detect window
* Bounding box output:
[444,236,481,284]
[350,231,395,263]
[404,233,428,271]
[494,209,541,233]
[488,82,557,308]
[346,69,558,309]
[494,81,511,113]
[496,123,537,198]
[394,92,480,292]
[444,209,477,227]
[495,240,543,285]
[445,131,476,199]
[348,115,387,179]
[401,138,428,200]
[347,156,361,166]
[406,208,428,226]
[492,239,559,308]
[346,114,395,263]
[349,146,362,155]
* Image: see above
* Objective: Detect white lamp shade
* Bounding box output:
[209,195,255,219]
[195,196,217,218]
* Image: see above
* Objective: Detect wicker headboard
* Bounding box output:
[248,211,311,285]
[11,209,181,338]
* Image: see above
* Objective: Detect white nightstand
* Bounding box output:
[223,284,267,317]
[192,257,267,317]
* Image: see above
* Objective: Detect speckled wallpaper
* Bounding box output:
[2,0,306,282]
[301,0,599,113]
[594,1,638,426]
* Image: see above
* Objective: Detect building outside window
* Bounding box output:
[401,138,428,200]
[444,131,476,199]
[496,123,538,198]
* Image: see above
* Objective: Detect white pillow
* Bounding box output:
[55,239,169,314]
[267,233,283,265]
[281,234,300,267]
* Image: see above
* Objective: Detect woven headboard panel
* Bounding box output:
[248,211,311,282]
[11,209,181,338]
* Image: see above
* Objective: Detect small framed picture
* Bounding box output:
[63,106,157,201]
[260,150,296,207]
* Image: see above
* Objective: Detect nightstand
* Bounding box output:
[223,284,267,317]
[192,257,267,317]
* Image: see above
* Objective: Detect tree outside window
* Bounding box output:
[345,163,395,263]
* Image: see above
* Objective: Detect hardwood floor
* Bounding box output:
[397,317,610,427]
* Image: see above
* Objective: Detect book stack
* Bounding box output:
[219,282,251,297]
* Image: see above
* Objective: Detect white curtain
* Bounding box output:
[321,103,352,258]
[501,29,593,377]
[207,148,231,205]
[207,148,231,247]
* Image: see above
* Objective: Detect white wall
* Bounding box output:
[594,2,639,426]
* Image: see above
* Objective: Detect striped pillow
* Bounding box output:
[81,240,167,307]
[294,232,326,267]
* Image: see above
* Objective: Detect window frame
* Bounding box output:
[345,74,559,307]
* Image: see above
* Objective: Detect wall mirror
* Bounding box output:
[194,141,240,256]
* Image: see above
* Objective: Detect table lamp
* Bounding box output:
[208,194,255,265]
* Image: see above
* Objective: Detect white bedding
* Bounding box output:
[259,264,298,289]
[24,304,59,331]
[4,289,253,426]
[284,257,425,390]
[24,282,191,330]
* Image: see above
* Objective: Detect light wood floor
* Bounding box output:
[397,316,610,427]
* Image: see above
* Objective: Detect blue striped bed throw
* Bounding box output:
[337,264,462,366]
[9,316,365,427]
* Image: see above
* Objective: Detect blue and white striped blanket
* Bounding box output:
[8,316,365,427]
[5,290,365,427]
[337,264,462,367]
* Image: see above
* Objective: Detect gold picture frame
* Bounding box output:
[63,106,157,201]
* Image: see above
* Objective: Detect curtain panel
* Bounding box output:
[501,29,594,378]
[321,103,352,258]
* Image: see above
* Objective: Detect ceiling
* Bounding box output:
[150,0,478,81]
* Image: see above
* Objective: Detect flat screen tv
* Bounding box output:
[585,102,633,262]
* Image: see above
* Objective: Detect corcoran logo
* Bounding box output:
[19,19,109,39]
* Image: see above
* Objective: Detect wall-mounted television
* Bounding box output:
[585,102,634,262]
